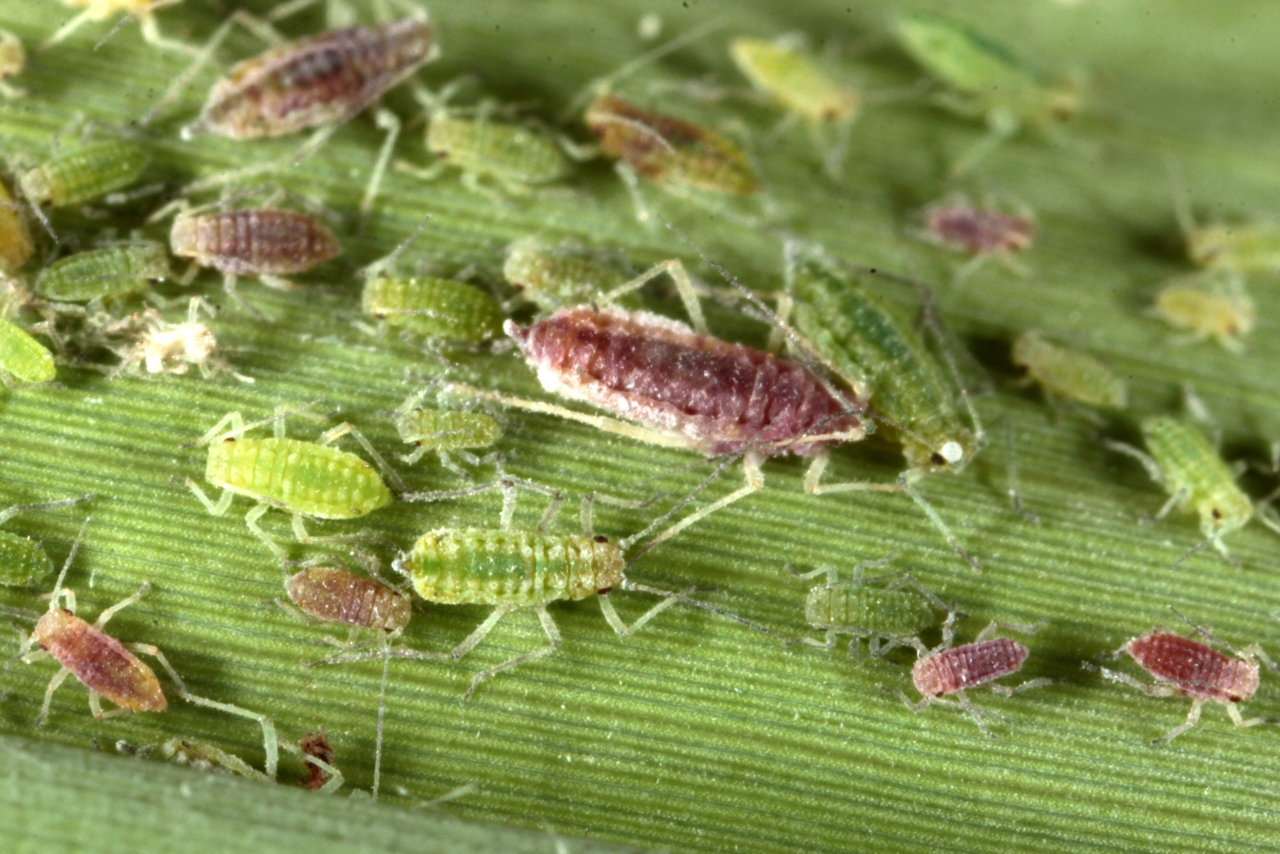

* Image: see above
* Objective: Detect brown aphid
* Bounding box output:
[890,612,1051,736]
[182,17,438,142]
[285,566,411,634]
[919,197,1036,281]
[169,207,340,303]
[1092,617,1278,742]
[299,729,336,792]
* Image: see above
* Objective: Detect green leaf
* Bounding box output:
[2,1,1280,852]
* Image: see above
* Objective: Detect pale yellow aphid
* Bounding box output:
[43,0,194,55]
[1152,274,1254,353]
[0,29,25,98]
[1011,331,1127,409]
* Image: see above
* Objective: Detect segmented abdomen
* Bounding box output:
[1128,633,1259,704]
[913,637,1028,697]
[170,210,340,275]
[805,587,934,636]
[34,609,166,712]
[508,307,864,456]
[286,567,410,632]
[397,528,624,606]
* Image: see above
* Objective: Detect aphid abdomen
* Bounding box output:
[1140,416,1251,537]
[508,307,863,456]
[585,94,760,195]
[1128,633,1259,704]
[729,37,859,124]
[0,316,56,383]
[913,637,1028,698]
[396,408,502,452]
[398,528,624,606]
[19,141,150,208]
[361,275,504,341]
[206,438,392,519]
[1187,223,1280,274]
[170,210,340,275]
[807,587,934,636]
[33,609,166,712]
[0,178,32,274]
[197,19,436,139]
[0,532,52,586]
[286,567,410,632]
[34,241,170,302]
[427,119,570,185]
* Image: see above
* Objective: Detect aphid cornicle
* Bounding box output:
[729,34,860,177]
[34,240,170,303]
[186,407,401,562]
[502,236,641,313]
[6,521,281,780]
[889,611,1051,737]
[1105,413,1277,562]
[791,559,947,658]
[894,13,1080,175]
[393,387,502,477]
[1152,274,1255,353]
[0,314,57,386]
[1090,616,1278,743]
[0,495,95,587]
[1011,331,1127,410]
[918,197,1036,281]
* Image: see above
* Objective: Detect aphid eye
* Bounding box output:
[930,452,947,466]
[222,437,236,443]
[597,586,613,595]
[1212,508,1223,520]
[594,535,610,543]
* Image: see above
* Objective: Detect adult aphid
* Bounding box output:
[1087,611,1278,742]
[894,13,1081,175]
[0,494,95,587]
[1011,330,1127,411]
[887,611,1051,736]
[4,520,281,779]
[186,405,403,562]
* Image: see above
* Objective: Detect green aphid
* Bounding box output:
[1108,414,1278,563]
[19,140,151,209]
[394,387,502,475]
[0,496,94,586]
[421,115,575,193]
[792,560,947,658]
[894,13,1079,174]
[502,236,641,312]
[361,274,504,342]
[1011,331,1127,410]
[186,407,402,563]
[34,241,170,303]
[0,314,56,386]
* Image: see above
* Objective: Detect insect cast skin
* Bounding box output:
[888,611,1050,737]
[1088,617,1279,742]
[186,407,401,563]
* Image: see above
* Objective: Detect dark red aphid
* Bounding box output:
[506,306,865,457]
[1096,623,1277,742]
[891,613,1050,736]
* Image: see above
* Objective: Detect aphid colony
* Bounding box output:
[2,5,1279,809]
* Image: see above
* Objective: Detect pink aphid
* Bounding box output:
[921,198,1036,280]
[506,306,864,457]
[891,612,1050,736]
[1094,621,1278,742]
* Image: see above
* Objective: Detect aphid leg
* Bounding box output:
[625,452,766,557]
[140,643,279,778]
[462,604,560,700]
[972,619,1045,644]
[360,110,402,228]
[597,584,696,638]
[245,502,289,563]
[899,473,982,572]
[1224,702,1280,731]
[1154,698,1205,743]
[952,689,1004,737]
[801,448,905,497]
[988,678,1054,697]
[34,668,74,728]
[1004,420,1039,525]
[596,257,708,336]
[613,161,656,226]
[315,421,406,495]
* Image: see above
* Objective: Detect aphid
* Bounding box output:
[18,140,152,210]
[1167,157,1280,281]
[0,177,34,275]
[126,736,343,791]
[729,34,860,177]
[790,558,948,658]
[1011,330,1127,410]
[186,406,401,562]
[1104,414,1277,562]
[0,314,56,386]
[8,521,280,778]
[172,13,437,215]
[394,387,502,477]
[299,729,336,792]
[361,273,503,342]
[761,240,985,569]
[889,611,1051,736]
[918,196,1036,280]
[0,495,95,587]
[284,564,407,800]
[502,235,640,313]
[1152,274,1255,353]
[42,0,195,54]
[1089,614,1278,742]
[894,13,1080,174]
[107,297,250,382]
[34,240,170,304]
[0,29,25,98]
[167,205,341,306]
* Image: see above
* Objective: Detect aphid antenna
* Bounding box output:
[0,493,95,527]
[622,581,788,639]
[1169,535,1224,571]
[44,516,92,615]
[356,213,434,279]
[1003,418,1040,525]
[560,18,728,121]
